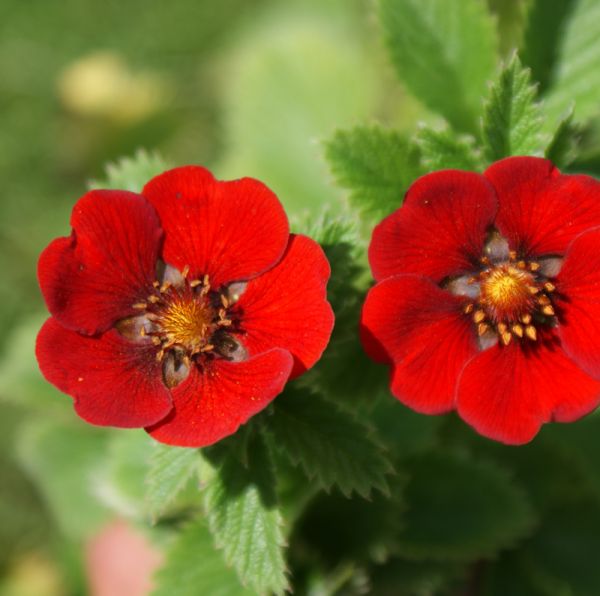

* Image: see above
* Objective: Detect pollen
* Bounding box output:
[158,297,215,353]
[479,265,535,322]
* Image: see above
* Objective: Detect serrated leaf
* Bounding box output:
[146,444,201,522]
[521,0,577,92]
[544,108,580,167]
[416,126,483,171]
[202,435,288,595]
[380,0,497,132]
[17,419,110,538]
[535,0,600,124]
[397,453,535,561]
[482,54,546,161]
[89,149,169,192]
[152,520,254,596]
[269,388,393,498]
[524,499,600,596]
[325,125,421,222]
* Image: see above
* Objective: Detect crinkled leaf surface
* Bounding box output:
[416,126,483,171]
[269,387,393,498]
[482,54,546,161]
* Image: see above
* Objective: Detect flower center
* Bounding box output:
[479,265,536,323]
[117,266,247,387]
[447,232,560,347]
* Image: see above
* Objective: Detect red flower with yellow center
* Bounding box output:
[36,166,334,447]
[361,156,600,444]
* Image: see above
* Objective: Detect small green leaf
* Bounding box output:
[482,54,546,161]
[325,125,421,222]
[544,108,580,167]
[146,444,201,522]
[202,435,288,595]
[152,520,254,596]
[379,0,497,132]
[17,419,110,539]
[524,499,600,596]
[89,149,169,192]
[416,126,483,171]
[536,0,600,124]
[397,453,536,561]
[268,388,393,498]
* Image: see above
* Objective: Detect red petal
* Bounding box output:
[456,335,600,445]
[556,227,600,377]
[142,166,289,288]
[146,349,293,447]
[233,235,334,379]
[38,190,162,335]
[486,156,600,255]
[360,275,477,414]
[368,170,496,282]
[36,318,172,428]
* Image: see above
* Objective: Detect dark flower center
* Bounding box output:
[117,266,247,387]
[447,231,560,347]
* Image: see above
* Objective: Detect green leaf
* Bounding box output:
[524,499,600,596]
[202,435,288,595]
[152,520,254,596]
[521,0,577,92]
[542,0,600,125]
[397,453,536,561]
[325,125,421,222]
[379,0,497,132]
[544,108,580,167]
[17,419,110,538]
[482,54,546,161]
[415,126,483,171]
[89,149,169,192]
[146,444,201,522]
[268,388,393,498]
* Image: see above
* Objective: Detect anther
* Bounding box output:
[181,265,190,279]
[473,310,486,324]
[189,279,202,288]
[477,323,489,336]
[528,286,539,294]
[217,319,232,327]
[151,336,161,346]
[501,332,512,345]
[160,281,171,293]
[538,295,551,306]
[203,274,210,287]
[220,294,229,308]
[512,324,524,338]
[153,281,160,288]
[464,303,474,314]
[525,325,537,341]
[497,322,508,334]
[480,256,490,265]
[544,282,556,293]
[529,262,540,272]
[200,344,214,353]
[517,261,527,269]
[508,250,517,260]
[542,305,555,316]
[148,295,160,304]
[521,314,532,324]
[133,302,147,310]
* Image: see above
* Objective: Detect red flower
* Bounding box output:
[361,156,600,445]
[36,166,334,447]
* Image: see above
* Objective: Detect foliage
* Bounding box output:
[6,1,600,594]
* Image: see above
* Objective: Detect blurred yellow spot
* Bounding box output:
[57,51,169,123]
